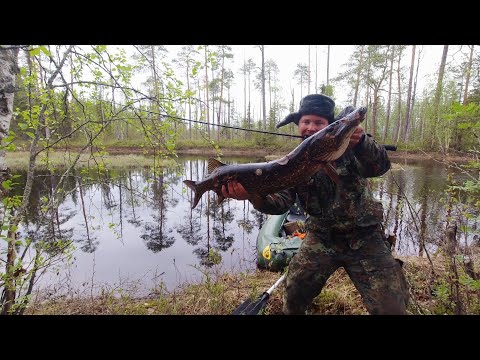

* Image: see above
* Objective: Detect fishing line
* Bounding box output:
[92,99,397,147]
[139,110,304,139]
[95,98,302,139]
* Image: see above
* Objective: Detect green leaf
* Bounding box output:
[39,46,51,57]
[2,180,12,190]
[29,47,41,56]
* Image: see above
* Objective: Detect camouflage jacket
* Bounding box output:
[252,134,391,231]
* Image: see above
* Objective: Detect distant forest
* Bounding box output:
[3,45,480,153]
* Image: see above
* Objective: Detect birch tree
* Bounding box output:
[463,45,474,105]
[409,46,422,143]
[402,45,416,142]
[393,46,406,143]
[0,46,19,180]
[259,45,267,130]
[294,63,309,99]
[383,46,395,142]
[173,45,199,139]
[433,45,449,150]
[1,45,185,314]
[363,45,391,138]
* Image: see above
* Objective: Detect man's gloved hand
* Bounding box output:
[335,105,366,149]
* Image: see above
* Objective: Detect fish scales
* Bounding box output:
[184,107,367,209]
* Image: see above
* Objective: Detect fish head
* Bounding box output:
[308,106,367,162]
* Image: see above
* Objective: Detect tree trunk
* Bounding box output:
[0,46,19,179]
[0,46,19,314]
[353,46,364,108]
[445,224,463,314]
[363,53,371,133]
[217,49,226,142]
[1,45,73,314]
[383,47,394,142]
[204,46,210,136]
[371,87,378,137]
[307,45,311,94]
[402,45,416,143]
[261,45,266,130]
[326,45,330,87]
[409,46,422,143]
[186,54,192,139]
[393,47,403,143]
[315,46,318,93]
[243,56,246,123]
[210,64,215,138]
[432,45,449,151]
[463,45,474,105]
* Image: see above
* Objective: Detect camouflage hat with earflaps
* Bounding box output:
[276,94,336,128]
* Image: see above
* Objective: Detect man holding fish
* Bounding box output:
[221,94,409,315]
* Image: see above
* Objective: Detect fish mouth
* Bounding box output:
[304,106,366,140]
[332,106,366,138]
[331,117,358,139]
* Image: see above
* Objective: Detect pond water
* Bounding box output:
[12,155,479,297]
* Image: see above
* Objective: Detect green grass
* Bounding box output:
[26,255,479,315]
[5,151,176,170]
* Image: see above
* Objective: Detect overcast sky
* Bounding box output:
[228,45,446,109]
[125,45,450,118]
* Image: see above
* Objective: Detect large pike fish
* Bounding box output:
[184,106,367,209]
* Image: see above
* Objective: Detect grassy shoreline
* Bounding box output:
[5,151,178,170]
[6,147,477,171]
[25,255,472,315]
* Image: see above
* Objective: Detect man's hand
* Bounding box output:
[221,180,250,200]
[348,125,365,149]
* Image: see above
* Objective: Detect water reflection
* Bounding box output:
[12,156,478,295]
[378,158,478,256]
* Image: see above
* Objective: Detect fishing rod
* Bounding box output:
[134,109,303,139]
[96,99,397,149]
[120,106,398,150]
[145,112,397,150]
[93,98,301,138]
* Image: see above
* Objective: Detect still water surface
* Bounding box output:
[14,155,478,296]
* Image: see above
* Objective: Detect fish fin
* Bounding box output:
[216,193,225,205]
[208,158,227,174]
[183,179,196,191]
[183,179,203,209]
[275,155,290,166]
[322,163,340,185]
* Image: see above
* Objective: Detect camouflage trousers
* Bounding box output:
[282,224,409,315]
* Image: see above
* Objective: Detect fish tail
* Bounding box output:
[183,180,206,209]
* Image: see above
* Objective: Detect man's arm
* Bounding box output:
[221,181,296,214]
[353,133,391,177]
[339,106,391,178]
